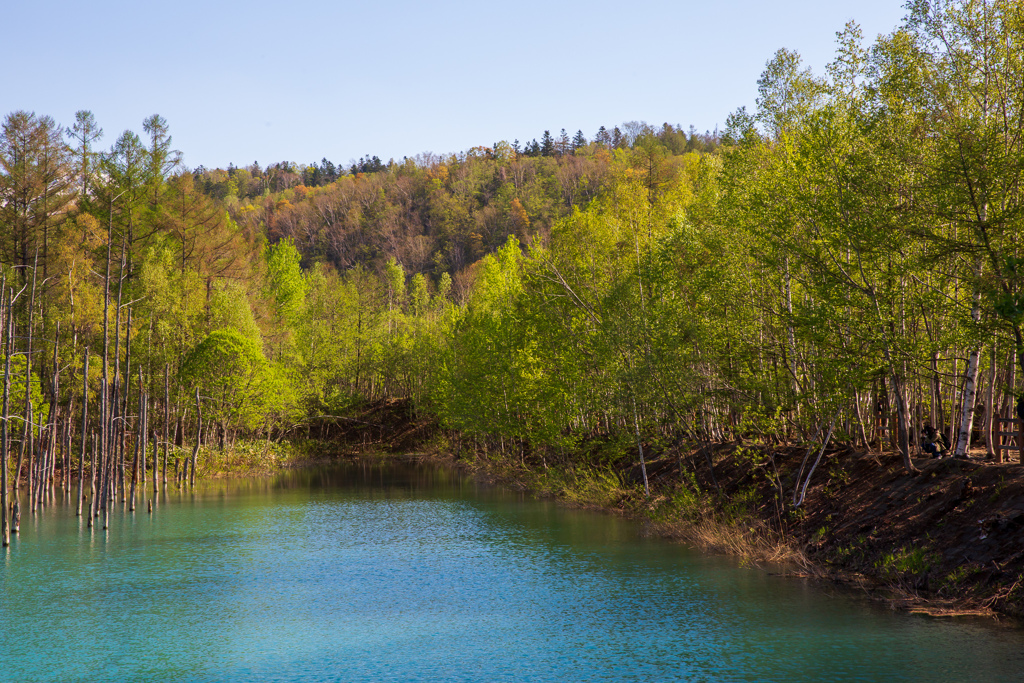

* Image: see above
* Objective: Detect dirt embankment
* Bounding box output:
[629,443,1024,620]
[317,400,1024,621]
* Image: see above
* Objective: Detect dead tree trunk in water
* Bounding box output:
[175,412,184,485]
[126,308,136,489]
[129,389,141,512]
[2,288,12,546]
[163,364,169,484]
[111,298,127,504]
[31,418,43,512]
[76,350,88,517]
[190,388,201,488]
[24,401,34,512]
[140,388,148,501]
[87,432,96,528]
[16,249,39,495]
[62,404,72,494]
[34,326,61,513]
[99,212,112,521]
[9,271,22,536]
[152,424,158,497]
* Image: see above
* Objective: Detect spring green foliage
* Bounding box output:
[4,356,47,420]
[265,237,308,327]
[405,2,1024,471]
[180,329,273,430]
[1,1,1022,480]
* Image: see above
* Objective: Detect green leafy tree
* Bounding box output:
[180,329,279,435]
[265,238,308,326]
[263,237,309,362]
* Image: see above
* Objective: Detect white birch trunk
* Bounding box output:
[955,261,985,457]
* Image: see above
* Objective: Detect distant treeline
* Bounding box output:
[193,121,719,197]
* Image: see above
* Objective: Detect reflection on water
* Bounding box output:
[1,460,1022,682]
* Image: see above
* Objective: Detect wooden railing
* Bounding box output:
[995,418,1024,461]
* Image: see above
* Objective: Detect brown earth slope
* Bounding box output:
[627,443,1024,620]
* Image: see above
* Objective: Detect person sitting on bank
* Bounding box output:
[922,423,945,458]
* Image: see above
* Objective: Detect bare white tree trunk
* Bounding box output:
[985,345,997,458]
[955,261,985,457]
[76,350,88,516]
[2,287,12,546]
[631,397,649,498]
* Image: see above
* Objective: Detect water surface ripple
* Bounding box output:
[1,463,1021,682]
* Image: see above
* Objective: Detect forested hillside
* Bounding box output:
[1,0,1023,540]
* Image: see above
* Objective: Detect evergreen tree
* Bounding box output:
[67,110,103,200]
[611,127,624,148]
[540,131,554,157]
[557,129,571,156]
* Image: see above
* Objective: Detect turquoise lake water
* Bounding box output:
[1,461,1022,682]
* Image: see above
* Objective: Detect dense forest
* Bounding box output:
[1,0,1023,543]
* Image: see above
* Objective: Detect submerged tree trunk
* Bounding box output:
[17,249,39,494]
[2,288,12,546]
[11,497,19,535]
[31,417,43,512]
[76,351,88,517]
[116,303,129,500]
[190,388,201,487]
[45,324,61,506]
[129,394,141,513]
[24,401,34,511]
[63,407,72,494]
[163,364,169,483]
[152,426,158,496]
[87,432,96,528]
[141,388,148,499]
[126,308,137,488]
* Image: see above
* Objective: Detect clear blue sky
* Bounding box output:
[4,0,908,171]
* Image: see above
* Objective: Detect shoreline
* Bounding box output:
[285,400,1024,625]
[53,399,1018,626]
[455,452,1024,625]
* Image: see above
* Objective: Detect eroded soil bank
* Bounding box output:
[309,399,1024,623]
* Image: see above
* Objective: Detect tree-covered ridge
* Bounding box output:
[0,1,1022,511]
[0,106,712,443]
[196,122,718,280]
